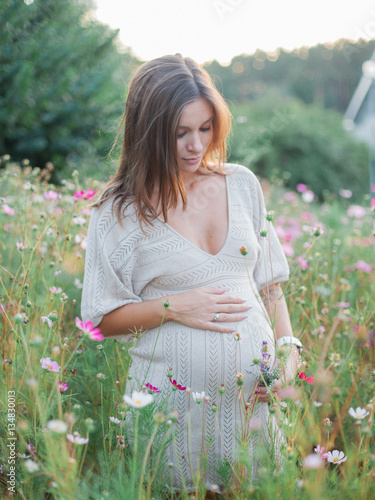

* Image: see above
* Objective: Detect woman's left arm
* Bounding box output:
[254,282,299,403]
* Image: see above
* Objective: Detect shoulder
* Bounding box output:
[88,197,139,242]
[224,163,262,192]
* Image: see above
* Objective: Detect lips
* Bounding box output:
[182,156,201,164]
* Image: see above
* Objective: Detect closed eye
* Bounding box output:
[177,126,212,139]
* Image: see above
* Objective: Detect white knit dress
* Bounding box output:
[81,163,290,492]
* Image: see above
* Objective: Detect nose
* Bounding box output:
[187,133,203,153]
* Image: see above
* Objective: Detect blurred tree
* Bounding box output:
[229,91,369,201]
[205,39,375,112]
[0,0,140,177]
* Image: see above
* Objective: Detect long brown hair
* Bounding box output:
[94,54,232,225]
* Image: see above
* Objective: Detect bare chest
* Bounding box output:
[163,175,229,256]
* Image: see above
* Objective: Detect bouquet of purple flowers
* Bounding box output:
[245,340,282,391]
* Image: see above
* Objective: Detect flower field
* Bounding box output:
[0,159,374,499]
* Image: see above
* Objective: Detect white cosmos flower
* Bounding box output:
[192,391,206,404]
[109,416,121,424]
[46,419,68,434]
[72,216,86,225]
[123,390,154,408]
[348,407,369,420]
[67,431,89,445]
[313,401,323,407]
[24,459,40,473]
[326,450,347,464]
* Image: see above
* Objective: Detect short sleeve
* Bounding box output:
[80,205,142,343]
[250,173,290,291]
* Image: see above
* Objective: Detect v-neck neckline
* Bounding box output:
[157,173,231,258]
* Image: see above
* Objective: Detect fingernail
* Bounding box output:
[241,315,248,320]
[229,327,236,332]
[245,306,252,311]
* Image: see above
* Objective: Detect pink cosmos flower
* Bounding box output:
[145,383,160,393]
[282,243,294,257]
[297,256,309,269]
[75,317,103,341]
[314,444,329,458]
[356,260,372,273]
[303,454,324,469]
[67,432,89,445]
[298,372,315,385]
[73,189,98,200]
[58,382,69,392]
[49,286,62,294]
[347,205,366,218]
[371,198,375,209]
[109,416,121,424]
[44,191,59,200]
[296,183,307,193]
[41,316,53,328]
[339,189,352,199]
[2,204,14,215]
[16,242,27,250]
[40,357,60,372]
[337,302,350,308]
[169,379,186,391]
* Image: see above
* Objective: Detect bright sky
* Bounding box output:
[93,0,375,64]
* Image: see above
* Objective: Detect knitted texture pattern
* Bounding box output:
[81,163,290,490]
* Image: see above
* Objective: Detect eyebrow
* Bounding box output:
[178,115,214,130]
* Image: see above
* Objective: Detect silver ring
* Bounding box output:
[213,313,220,322]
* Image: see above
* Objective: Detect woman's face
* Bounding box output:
[176,97,214,175]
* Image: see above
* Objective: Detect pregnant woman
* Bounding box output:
[81,54,300,494]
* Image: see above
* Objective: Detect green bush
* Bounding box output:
[228,91,369,201]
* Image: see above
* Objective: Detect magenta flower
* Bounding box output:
[145,383,160,394]
[169,379,186,391]
[44,191,59,200]
[75,317,103,341]
[296,183,307,193]
[314,444,329,458]
[298,372,315,385]
[371,198,375,209]
[40,357,60,372]
[58,382,69,392]
[73,189,98,200]
[2,204,14,215]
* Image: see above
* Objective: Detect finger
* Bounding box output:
[209,313,249,323]
[203,323,239,334]
[215,304,251,314]
[203,287,227,295]
[217,295,248,304]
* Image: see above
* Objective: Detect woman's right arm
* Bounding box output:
[98,286,251,337]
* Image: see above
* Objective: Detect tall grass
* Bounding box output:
[0,159,374,499]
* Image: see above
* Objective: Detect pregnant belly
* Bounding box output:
[127,291,276,395]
